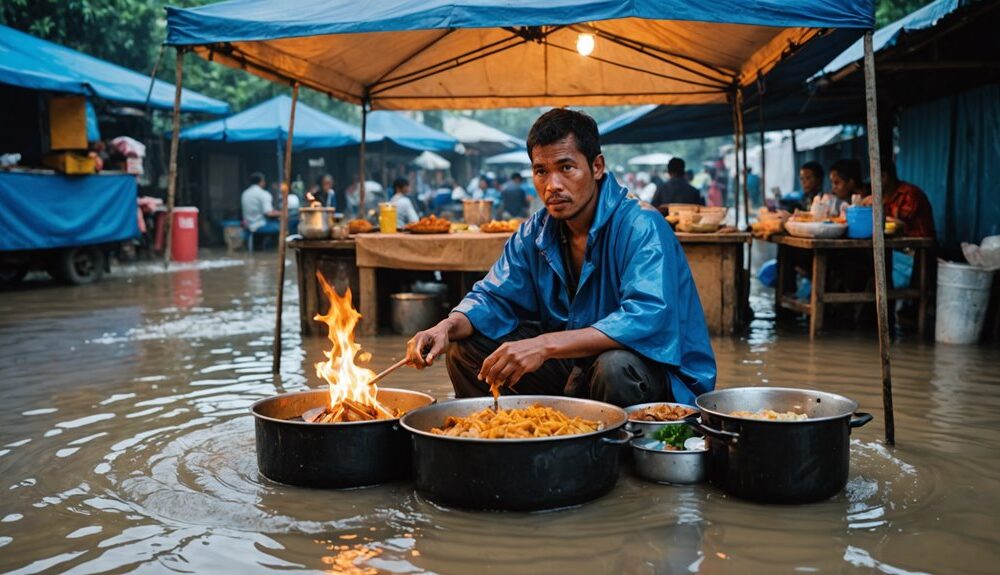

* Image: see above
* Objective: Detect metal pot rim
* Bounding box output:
[695,386,860,423]
[400,395,626,443]
[624,401,699,423]
[249,387,436,427]
[630,437,706,455]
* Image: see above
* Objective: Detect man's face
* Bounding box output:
[829,170,854,201]
[531,135,605,221]
[799,168,820,195]
[399,184,411,195]
[322,177,333,191]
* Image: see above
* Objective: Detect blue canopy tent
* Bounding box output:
[0,24,228,114]
[161,1,903,433]
[367,111,460,154]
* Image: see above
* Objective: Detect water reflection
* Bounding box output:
[0,252,998,574]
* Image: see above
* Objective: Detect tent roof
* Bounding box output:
[367,111,460,153]
[165,0,873,110]
[411,150,452,170]
[0,24,228,115]
[443,116,521,147]
[178,95,377,149]
[484,149,531,166]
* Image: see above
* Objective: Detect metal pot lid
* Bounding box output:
[695,386,860,423]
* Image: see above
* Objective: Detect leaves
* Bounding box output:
[651,423,697,449]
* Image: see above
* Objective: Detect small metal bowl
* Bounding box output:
[631,437,707,485]
[624,402,699,438]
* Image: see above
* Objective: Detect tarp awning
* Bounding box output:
[0,24,228,114]
[367,111,459,153]
[178,95,378,150]
[165,0,873,110]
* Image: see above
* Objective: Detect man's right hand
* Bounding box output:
[406,313,472,369]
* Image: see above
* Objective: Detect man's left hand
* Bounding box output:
[478,336,549,390]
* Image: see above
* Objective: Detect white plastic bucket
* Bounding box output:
[935,262,995,344]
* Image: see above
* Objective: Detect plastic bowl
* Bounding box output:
[667,203,701,216]
[785,221,847,239]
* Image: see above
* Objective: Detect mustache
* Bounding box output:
[545,194,572,204]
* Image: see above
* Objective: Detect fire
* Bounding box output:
[313,272,395,420]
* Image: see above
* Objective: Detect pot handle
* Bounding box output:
[849,412,873,429]
[624,422,643,438]
[684,416,740,445]
[600,429,634,446]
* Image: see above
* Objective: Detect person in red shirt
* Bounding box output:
[865,159,936,238]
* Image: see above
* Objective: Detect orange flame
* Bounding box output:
[314,272,391,416]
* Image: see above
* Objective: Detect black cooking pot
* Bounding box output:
[250,388,435,488]
[689,387,873,504]
[400,396,631,511]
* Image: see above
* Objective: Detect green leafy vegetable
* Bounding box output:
[651,424,697,449]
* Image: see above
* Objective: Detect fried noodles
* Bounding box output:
[430,405,604,439]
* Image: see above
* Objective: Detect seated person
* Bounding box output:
[241,172,280,235]
[500,172,530,218]
[797,161,825,211]
[406,109,716,407]
[862,158,936,238]
[828,159,865,210]
[389,177,421,227]
[651,157,705,213]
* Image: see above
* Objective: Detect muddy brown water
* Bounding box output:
[1,252,998,574]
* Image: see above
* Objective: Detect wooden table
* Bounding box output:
[766,234,935,338]
[287,238,358,337]
[354,232,512,335]
[675,232,751,335]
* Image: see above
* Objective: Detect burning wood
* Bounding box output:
[298,272,399,424]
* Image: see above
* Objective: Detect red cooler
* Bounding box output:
[170,207,199,262]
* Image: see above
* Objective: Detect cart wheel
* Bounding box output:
[0,265,28,285]
[53,247,105,285]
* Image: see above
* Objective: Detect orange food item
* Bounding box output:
[405,215,452,234]
[348,219,374,234]
[631,404,697,422]
[430,405,603,438]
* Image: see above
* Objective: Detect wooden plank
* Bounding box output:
[720,243,736,334]
[674,232,751,244]
[358,267,377,336]
[779,296,811,314]
[683,244,723,336]
[287,239,358,250]
[765,234,934,250]
[810,250,827,338]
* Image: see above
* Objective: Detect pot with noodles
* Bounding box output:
[400,395,630,511]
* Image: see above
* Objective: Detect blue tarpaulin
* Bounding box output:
[0,24,228,114]
[367,112,459,153]
[898,83,1000,251]
[178,95,377,150]
[165,0,873,110]
[0,172,139,251]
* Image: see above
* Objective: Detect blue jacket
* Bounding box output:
[454,175,717,404]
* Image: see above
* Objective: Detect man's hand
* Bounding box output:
[478,336,550,389]
[406,313,473,369]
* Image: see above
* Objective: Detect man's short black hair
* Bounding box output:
[249,172,265,186]
[801,161,824,181]
[392,177,409,192]
[510,172,523,181]
[526,108,602,166]
[830,159,862,185]
[667,157,686,176]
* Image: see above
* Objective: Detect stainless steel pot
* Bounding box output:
[691,387,873,503]
[624,402,699,438]
[298,207,335,239]
[462,199,494,226]
[400,395,631,510]
[631,437,707,484]
[389,292,440,335]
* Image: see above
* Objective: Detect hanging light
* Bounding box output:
[576,33,595,57]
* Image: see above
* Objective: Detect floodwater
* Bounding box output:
[1,251,998,575]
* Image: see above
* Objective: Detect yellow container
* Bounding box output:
[379,202,397,233]
[49,96,88,151]
[43,152,96,175]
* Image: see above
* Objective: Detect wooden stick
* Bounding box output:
[730,94,741,225]
[163,49,184,269]
[863,31,895,446]
[359,100,368,218]
[272,83,299,374]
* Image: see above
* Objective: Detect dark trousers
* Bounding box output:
[445,324,672,407]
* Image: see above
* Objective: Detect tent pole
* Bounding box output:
[163,48,185,269]
[739,93,749,228]
[359,100,369,218]
[272,83,299,375]
[863,31,895,446]
[381,139,388,189]
[730,95,741,225]
[759,94,766,208]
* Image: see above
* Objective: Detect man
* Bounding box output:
[651,157,704,213]
[798,161,824,210]
[500,172,530,218]
[241,172,279,234]
[863,158,936,238]
[406,109,716,407]
[389,177,420,227]
[829,159,864,203]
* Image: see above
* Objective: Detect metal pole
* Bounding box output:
[163,48,184,268]
[731,95,741,225]
[863,31,895,446]
[272,83,299,374]
[739,92,749,228]
[359,101,368,218]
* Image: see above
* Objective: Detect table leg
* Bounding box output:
[810,250,827,338]
[918,247,929,338]
[359,267,377,336]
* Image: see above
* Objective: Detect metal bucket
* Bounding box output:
[936,262,995,344]
[389,292,440,335]
[463,199,494,226]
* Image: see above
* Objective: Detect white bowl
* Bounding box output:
[785,221,847,239]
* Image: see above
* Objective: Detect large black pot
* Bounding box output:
[251,388,435,488]
[690,387,873,504]
[400,396,631,511]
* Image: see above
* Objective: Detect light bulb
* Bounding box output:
[576,33,595,57]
